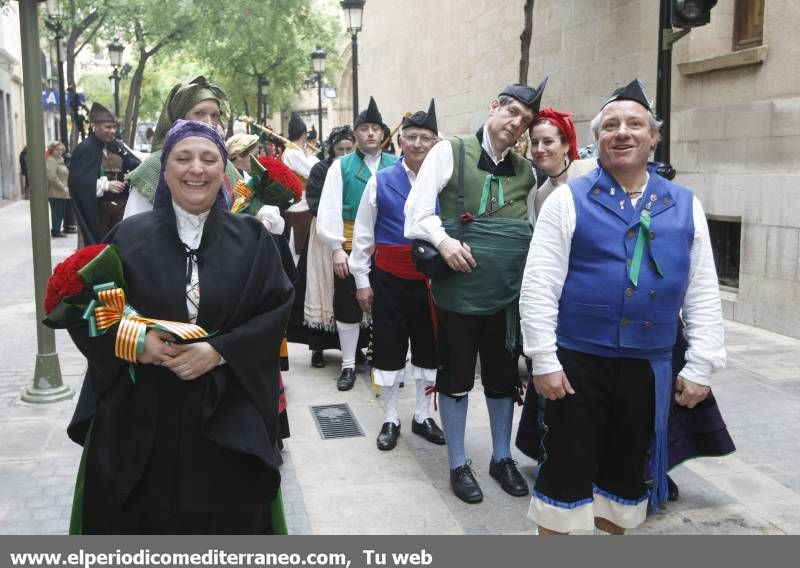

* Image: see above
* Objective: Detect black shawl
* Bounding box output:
[67,204,294,511]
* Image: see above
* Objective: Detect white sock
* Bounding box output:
[383,382,401,425]
[336,321,360,369]
[414,379,432,422]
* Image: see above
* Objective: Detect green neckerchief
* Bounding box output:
[629,209,663,286]
[478,174,504,216]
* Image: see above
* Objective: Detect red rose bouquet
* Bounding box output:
[43,244,126,329]
[43,245,210,367]
[231,154,303,215]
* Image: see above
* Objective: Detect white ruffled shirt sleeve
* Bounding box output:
[349,174,378,289]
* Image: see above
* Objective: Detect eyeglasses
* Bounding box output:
[401,133,438,145]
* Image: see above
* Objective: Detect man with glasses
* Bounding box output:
[349,100,446,451]
[405,80,547,503]
[317,97,398,391]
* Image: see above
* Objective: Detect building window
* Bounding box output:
[707,217,741,289]
[733,0,765,51]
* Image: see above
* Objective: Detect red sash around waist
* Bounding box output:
[374,244,425,281]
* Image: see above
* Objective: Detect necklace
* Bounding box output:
[548,159,572,182]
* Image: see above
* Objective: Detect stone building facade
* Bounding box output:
[349,0,800,338]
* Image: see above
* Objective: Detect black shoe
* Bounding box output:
[489,458,529,497]
[376,422,400,451]
[51,230,66,238]
[63,226,77,234]
[450,461,483,503]
[411,417,446,445]
[311,350,325,368]
[667,475,680,502]
[337,368,356,391]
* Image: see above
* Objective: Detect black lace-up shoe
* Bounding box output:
[489,458,529,497]
[411,418,446,445]
[337,368,356,391]
[450,461,483,503]
[376,422,400,451]
[311,350,325,368]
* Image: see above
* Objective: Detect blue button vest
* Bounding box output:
[556,166,695,352]
[374,160,412,246]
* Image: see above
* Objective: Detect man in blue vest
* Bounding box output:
[405,80,547,504]
[519,80,726,534]
[349,100,446,451]
[317,97,398,390]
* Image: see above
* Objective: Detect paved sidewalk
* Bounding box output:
[1,200,799,535]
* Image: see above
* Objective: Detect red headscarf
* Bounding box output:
[532,107,579,161]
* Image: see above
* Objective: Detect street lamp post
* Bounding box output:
[18,0,72,404]
[44,0,69,150]
[107,39,124,120]
[311,46,326,141]
[259,76,270,124]
[340,0,365,123]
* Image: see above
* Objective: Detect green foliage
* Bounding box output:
[42,0,342,135]
[189,0,341,119]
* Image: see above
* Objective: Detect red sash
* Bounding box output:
[374,244,425,281]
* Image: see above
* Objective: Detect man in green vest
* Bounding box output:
[317,97,398,391]
[404,79,547,504]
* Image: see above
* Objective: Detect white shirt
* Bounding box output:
[282,147,319,180]
[518,181,726,386]
[349,160,417,289]
[404,126,537,245]
[172,201,209,324]
[317,151,384,252]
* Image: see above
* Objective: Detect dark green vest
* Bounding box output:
[339,151,398,221]
[438,136,534,221]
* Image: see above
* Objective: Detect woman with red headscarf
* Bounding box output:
[529,107,597,218]
[516,107,596,464]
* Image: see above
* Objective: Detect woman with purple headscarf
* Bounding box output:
[66,120,294,534]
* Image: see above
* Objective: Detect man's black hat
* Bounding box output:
[402,99,438,135]
[288,112,307,141]
[498,77,548,113]
[354,96,383,128]
[89,102,116,123]
[602,79,652,111]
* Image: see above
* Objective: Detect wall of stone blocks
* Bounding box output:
[353,0,800,337]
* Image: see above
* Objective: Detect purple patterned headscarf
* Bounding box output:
[153,119,229,210]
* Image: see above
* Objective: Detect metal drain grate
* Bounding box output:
[310,403,364,439]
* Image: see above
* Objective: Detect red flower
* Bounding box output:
[44,244,107,314]
[257,155,303,201]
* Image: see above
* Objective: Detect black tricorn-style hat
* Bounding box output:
[602,79,652,111]
[499,77,548,113]
[287,112,307,141]
[402,99,438,135]
[89,102,116,123]
[354,96,383,127]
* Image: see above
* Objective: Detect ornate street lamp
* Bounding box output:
[44,0,69,150]
[258,76,270,123]
[323,84,338,100]
[340,0,365,123]
[107,38,124,120]
[311,46,326,141]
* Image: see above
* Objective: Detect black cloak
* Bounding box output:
[67,133,140,244]
[67,204,294,531]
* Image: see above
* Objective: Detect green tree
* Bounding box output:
[190,0,341,125]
